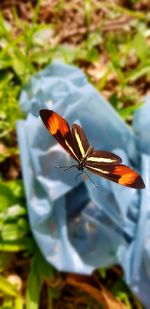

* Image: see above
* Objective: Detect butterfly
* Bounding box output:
[39,109,145,189]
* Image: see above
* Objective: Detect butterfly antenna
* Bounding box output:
[84,170,98,188]
[55,164,77,171]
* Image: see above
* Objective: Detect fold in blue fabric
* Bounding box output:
[17,62,150,308]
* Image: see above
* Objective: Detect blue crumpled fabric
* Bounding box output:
[16,62,150,308]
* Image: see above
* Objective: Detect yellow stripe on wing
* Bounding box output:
[74,130,85,157]
[65,140,78,160]
[87,157,117,163]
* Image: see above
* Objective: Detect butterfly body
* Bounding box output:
[40,109,145,189]
[78,146,94,168]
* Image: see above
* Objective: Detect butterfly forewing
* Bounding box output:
[72,124,90,160]
[40,110,79,161]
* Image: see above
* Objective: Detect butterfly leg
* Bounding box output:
[84,170,98,188]
[75,170,84,182]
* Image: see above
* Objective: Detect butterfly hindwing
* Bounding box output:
[85,162,145,188]
[86,150,122,165]
[40,110,79,161]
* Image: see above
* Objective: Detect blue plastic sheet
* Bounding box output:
[16,62,150,307]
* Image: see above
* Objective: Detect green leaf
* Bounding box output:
[0,153,9,163]
[53,0,65,12]
[0,276,17,297]
[30,49,53,65]
[5,205,26,220]
[26,248,55,309]
[26,256,42,309]
[0,183,15,211]
[109,93,119,109]
[97,68,111,90]
[84,0,92,28]
[79,47,99,63]
[116,291,132,308]
[86,32,101,50]
[86,48,99,62]
[1,303,14,309]
[6,180,24,200]
[98,268,107,279]
[0,252,13,272]
[119,102,143,119]
[132,31,149,62]
[32,25,55,46]
[54,44,78,63]
[0,238,34,252]
[1,219,29,241]
[11,55,28,77]
[0,180,25,211]
[106,41,125,84]
[14,295,24,309]
[125,63,150,82]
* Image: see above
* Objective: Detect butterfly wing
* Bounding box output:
[72,124,90,160]
[40,110,80,161]
[86,150,122,165]
[85,159,145,189]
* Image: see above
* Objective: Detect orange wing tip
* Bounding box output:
[40,109,69,136]
[119,174,145,189]
[114,166,145,189]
